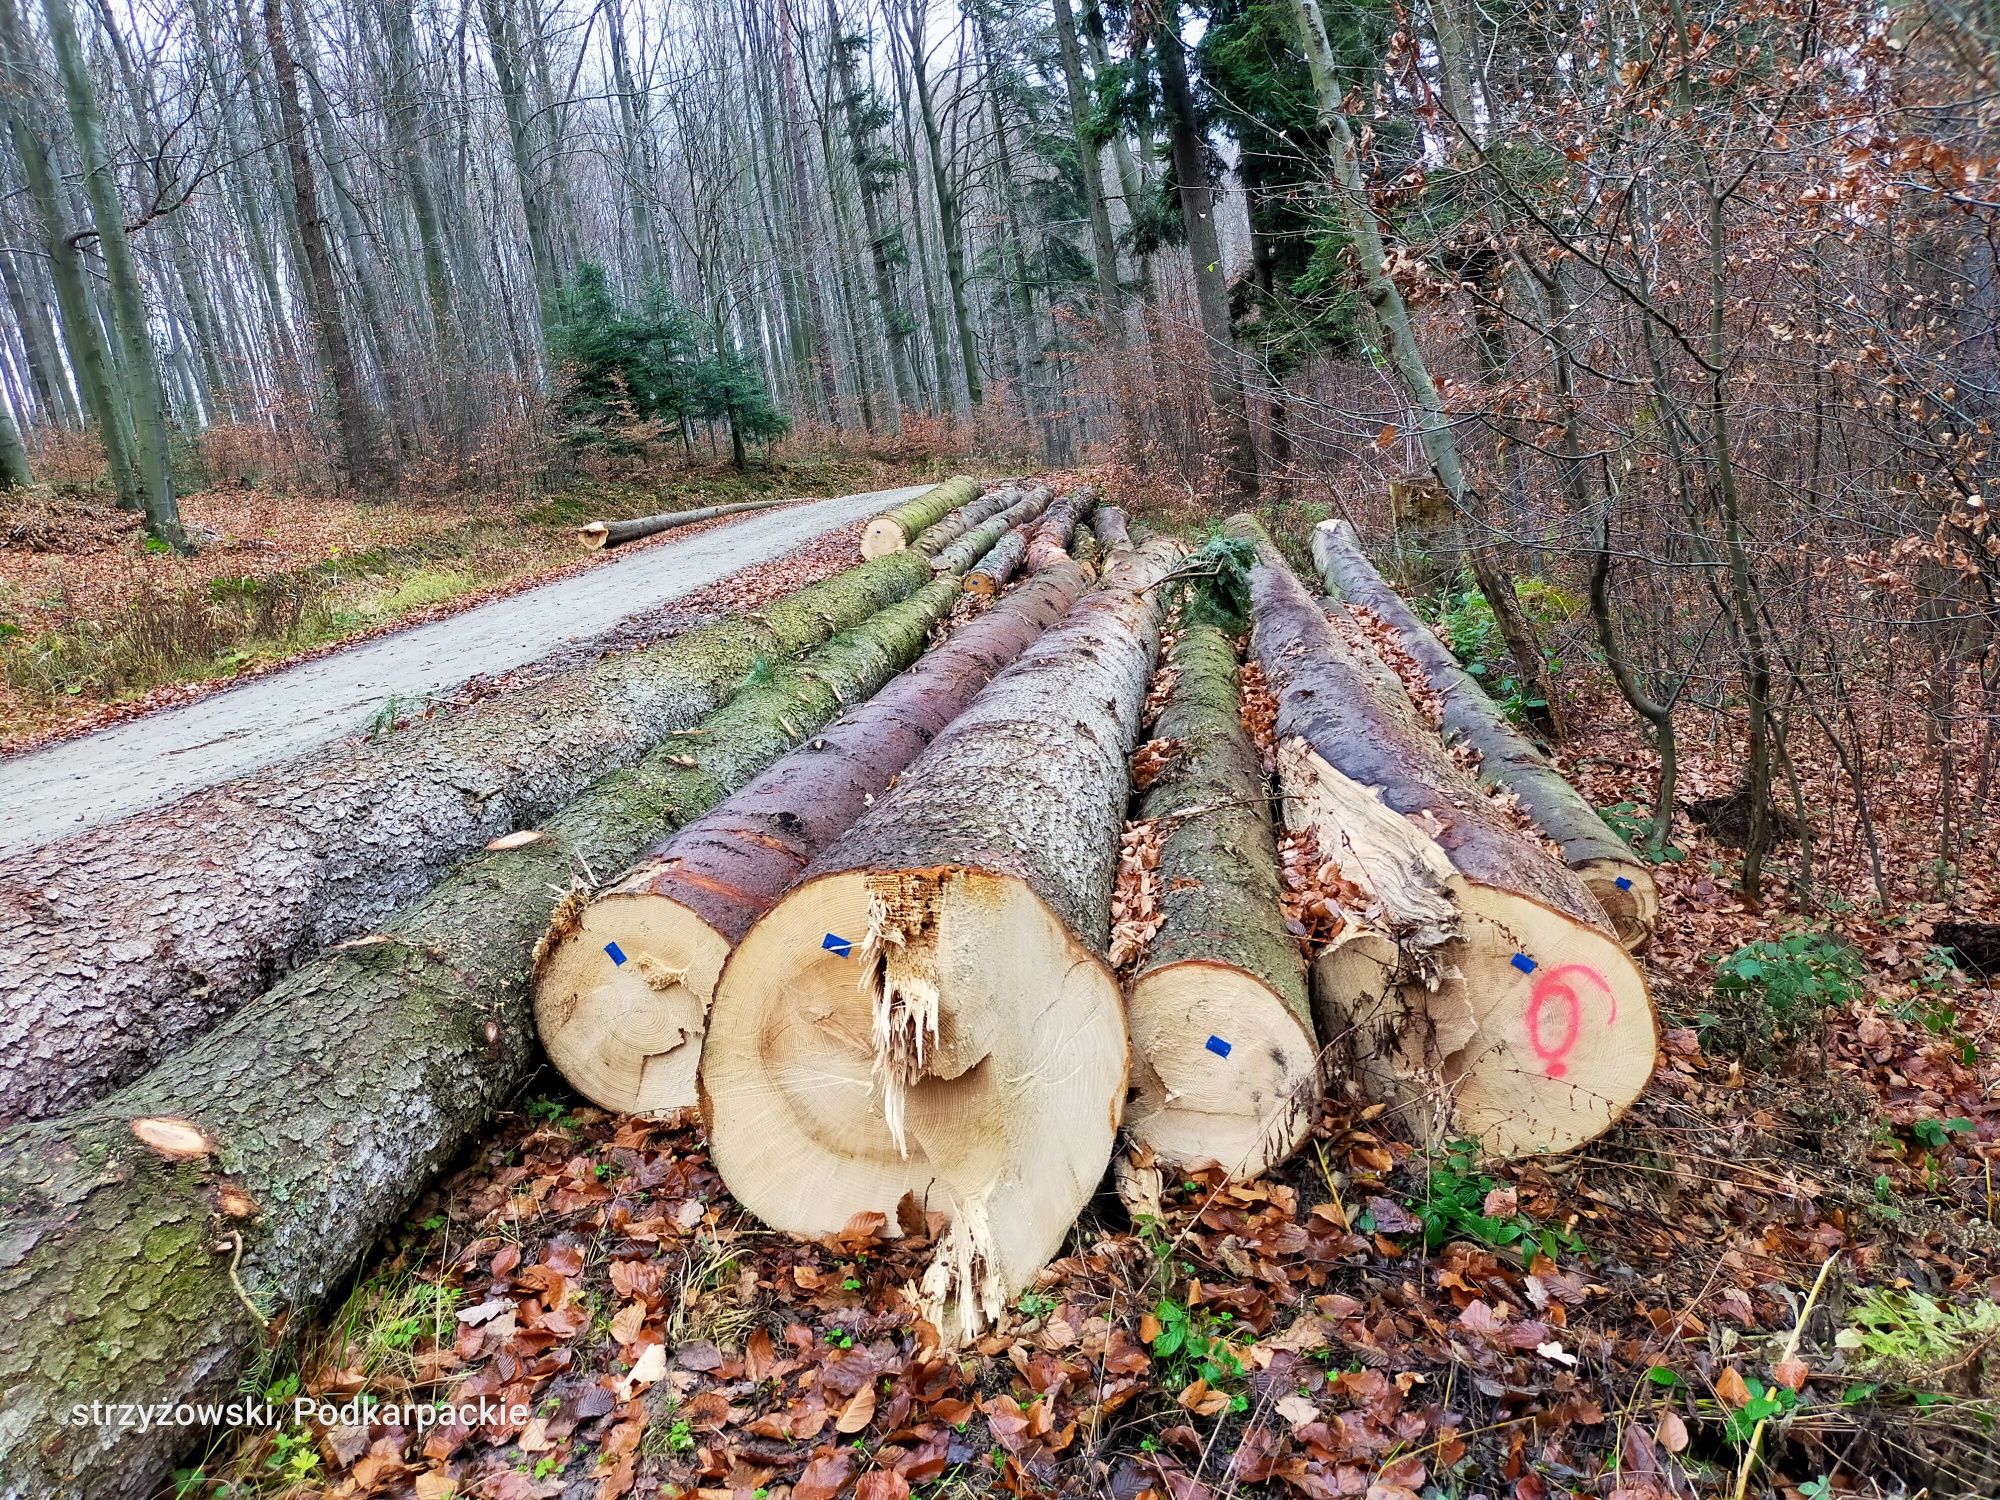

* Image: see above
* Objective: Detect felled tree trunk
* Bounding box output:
[965,530,1029,597]
[703,538,1184,1337]
[536,562,1090,1115]
[929,487,1053,576]
[1023,486,1097,573]
[911,483,1023,555]
[860,474,982,557]
[0,551,937,1123]
[1093,505,1132,551]
[1237,518,1655,1158]
[578,496,794,548]
[1312,520,1657,947]
[1125,625,1318,1179]
[0,579,967,1500]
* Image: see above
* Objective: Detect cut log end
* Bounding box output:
[1577,858,1659,951]
[703,866,1126,1299]
[860,516,909,559]
[1316,876,1655,1158]
[532,893,725,1115]
[578,522,611,550]
[1125,960,1319,1179]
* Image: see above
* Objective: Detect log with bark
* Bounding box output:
[860,474,982,557]
[1092,505,1131,551]
[535,561,1090,1116]
[964,528,1029,597]
[910,483,1024,556]
[577,496,795,549]
[1237,518,1656,1158]
[929,487,1053,576]
[1124,624,1318,1179]
[703,538,1184,1337]
[1312,519,1658,947]
[1022,485,1097,573]
[0,550,940,1122]
[0,578,969,1500]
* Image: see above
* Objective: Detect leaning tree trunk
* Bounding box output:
[1023,485,1097,572]
[929,487,1052,575]
[910,483,1025,555]
[1125,625,1317,1179]
[537,562,1090,1115]
[861,474,982,557]
[579,496,797,548]
[0,578,967,1500]
[703,538,1184,1339]
[1311,519,1657,947]
[0,550,938,1122]
[1237,518,1655,1158]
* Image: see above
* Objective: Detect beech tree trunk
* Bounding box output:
[1023,486,1097,573]
[1126,625,1317,1179]
[537,562,1089,1114]
[0,552,937,1122]
[860,474,981,557]
[0,579,966,1500]
[1312,520,1657,946]
[1238,519,1655,1158]
[965,528,1029,597]
[579,497,796,549]
[703,538,1184,1338]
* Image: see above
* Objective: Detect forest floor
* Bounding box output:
[180,626,2000,1499]
[0,456,951,754]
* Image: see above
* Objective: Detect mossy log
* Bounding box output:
[1312,520,1656,947]
[0,578,966,1500]
[930,488,1052,576]
[1092,505,1131,551]
[1022,486,1097,573]
[578,496,793,548]
[911,484,1024,556]
[536,561,1090,1115]
[703,538,1184,1337]
[860,475,982,557]
[1236,518,1655,1159]
[0,550,937,1123]
[965,529,1029,597]
[1125,625,1318,1179]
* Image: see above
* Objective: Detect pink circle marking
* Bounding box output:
[1525,964,1616,1078]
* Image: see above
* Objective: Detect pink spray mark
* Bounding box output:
[1524,964,1615,1078]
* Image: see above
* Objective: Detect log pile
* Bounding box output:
[910,483,1025,555]
[860,475,983,557]
[0,565,980,1499]
[1311,519,1657,946]
[929,486,1052,576]
[0,547,940,1122]
[535,561,1091,1115]
[577,495,793,549]
[702,537,1184,1338]
[1022,485,1097,572]
[1235,517,1657,1156]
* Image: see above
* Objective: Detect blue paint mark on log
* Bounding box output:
[1511,952,1537,975]
[1205,1035,1232,1059]
[822,933,853,958]
[1615,876,1633,891]
[605,942,627,966]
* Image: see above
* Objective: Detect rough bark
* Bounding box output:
[964,528,1029,598]
[1312,520,1657,947]
[910,482,1024,555]
[929,488,1052,576]
[860,474,982,557]
[537,562,1089,1114]
[0,551,937,1122]
[579,497,796,549]
[1238,518,1655,1158]
[1126,625,1317,1179]
[703,538,1184,1337]
[0,578,964,1499]
[1023,486,1097,573]
[1093,505,1132,551]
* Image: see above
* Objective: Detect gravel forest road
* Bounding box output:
[0,484,924,855]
